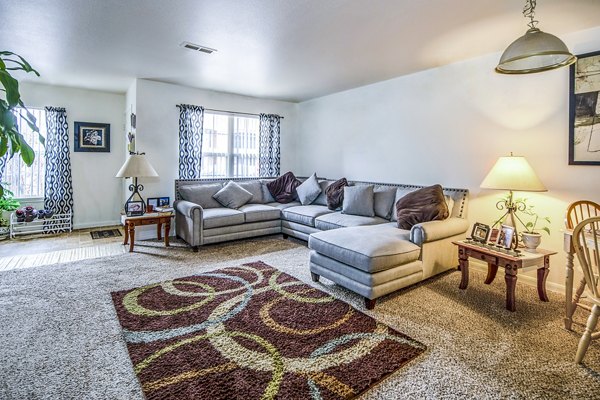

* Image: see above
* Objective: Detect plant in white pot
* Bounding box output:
[0,184,20,239]
[521,201,550,252]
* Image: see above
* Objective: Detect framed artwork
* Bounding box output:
[471,222,491,243]
[74,122,110,152]
[147,197,159,209]
[126,201,144,216]
[569,50,600,165]
[495,224,515,249]
[158,197,170,207]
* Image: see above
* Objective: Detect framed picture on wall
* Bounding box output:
[569,50,600,165]
[74,122,110,152]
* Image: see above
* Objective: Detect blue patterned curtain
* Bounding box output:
[259,114,281,177]
[177,104,204,179]
[44,107,73,232]
[0,155,6,182]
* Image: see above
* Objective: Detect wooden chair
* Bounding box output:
[573,216,600,363]
[565,201,600,329]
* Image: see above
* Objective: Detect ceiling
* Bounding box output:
[1,0,599,102]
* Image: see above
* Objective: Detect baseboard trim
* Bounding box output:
[73,220,121,230]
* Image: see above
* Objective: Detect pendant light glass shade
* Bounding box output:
[496,0,576,74]
[496,28,576,74]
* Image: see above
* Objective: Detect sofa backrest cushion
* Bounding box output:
[179,183,224,209]
[373,186,397,220]
[296,173,322,205]
[342,185,375,217]
[267,171,301,203]
[260,179,276,203]
[326,178,349,210]
[237,181,264,204]
[312,180,333,206]
[395,184,449,229]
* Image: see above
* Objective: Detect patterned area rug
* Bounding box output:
[90,229,122,239]
[111,261,426,399]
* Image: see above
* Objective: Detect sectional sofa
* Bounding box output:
[174,176,469,308]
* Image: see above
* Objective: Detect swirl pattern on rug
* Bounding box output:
[111,261,426,399]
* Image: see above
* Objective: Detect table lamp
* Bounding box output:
[116,152,159,216]
[480,153,547,248]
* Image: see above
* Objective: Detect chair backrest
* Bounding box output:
[566,200,600,229]
[573,216,600,299]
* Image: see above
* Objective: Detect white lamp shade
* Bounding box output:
[115,154,159,178]
[480,155,546,192]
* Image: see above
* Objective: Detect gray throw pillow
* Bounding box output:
[238,181,264,204]
[373,186,397,220]
[179,183,223,209]
[296,173,322,205]
[260,180,275,203]
[342,185,375,217]
[213,181,253,209]
[312,180,333,206]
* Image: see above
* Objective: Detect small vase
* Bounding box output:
[522,232,542,252]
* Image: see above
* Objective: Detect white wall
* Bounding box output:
[293,26,600,290]
[19,83,125,229]
[131,79,298,239]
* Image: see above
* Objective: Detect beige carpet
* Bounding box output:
[1,235,599,399]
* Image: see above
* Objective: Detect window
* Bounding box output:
[3,108,46,198]
[201,112,259,178]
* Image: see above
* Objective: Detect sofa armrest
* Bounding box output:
[174,200,203,219]
[410,217,470,245]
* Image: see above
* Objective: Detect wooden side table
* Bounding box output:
[453,240,557,312]
[121,213,174,252]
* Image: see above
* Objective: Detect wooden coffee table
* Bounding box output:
[453,240,557,312]
[121,213,174,252]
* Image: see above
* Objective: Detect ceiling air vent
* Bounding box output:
[180,42,217,54]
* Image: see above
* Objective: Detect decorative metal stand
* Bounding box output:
[125,177,146,216]
[491,190,528,249]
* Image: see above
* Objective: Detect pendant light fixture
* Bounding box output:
[496,0,576,74]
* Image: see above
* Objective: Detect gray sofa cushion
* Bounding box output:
[238,181,264,204]
[312,180,333,206]
[373,186,396,220]
[296,173,322,205]
[179,183,223,209]
[281,205,334,227]
[238,204,281,223]
[308,224,419,273]
[265,201,301,210]
[314,212,388,231]
[342,185,375,217]
[213,181,253,209]
[202,208,245,229]
[260,180,276,203]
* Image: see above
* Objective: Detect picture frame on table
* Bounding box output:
[495,224,515,249]
[158,197,170,207]
[126,201,144,216]
[147,197,160,209]
[74,122,110,152]
[569,50,600,165]
[471,222,491,243]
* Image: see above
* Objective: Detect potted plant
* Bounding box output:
[0,184,20,239]
[520,201,551,252]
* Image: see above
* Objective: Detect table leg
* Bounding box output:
[484,263,498,284]
[565,251,575,330]
[157,222,162,241]
[128,223,135,252]
[165,220,171,247]
[505,263,518,312]
[537,256,550,302]
[458,247,469,290]
[123,224,129,245]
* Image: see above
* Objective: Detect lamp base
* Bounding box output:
[124,177,146,217]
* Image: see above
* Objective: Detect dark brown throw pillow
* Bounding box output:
[266,171,301,203]
[395,184,449,230]
[325,178,348,210]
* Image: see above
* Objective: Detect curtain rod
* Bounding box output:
[176,105,284,119]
